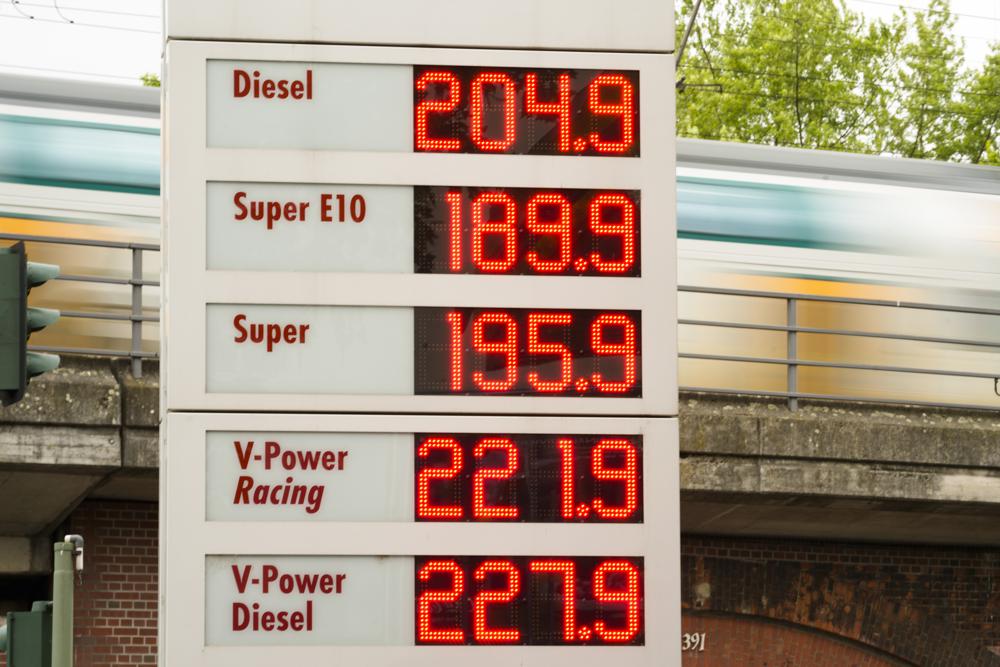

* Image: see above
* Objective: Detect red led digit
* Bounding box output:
[528,559,576,642]
[470,72,516,152]
[417,560,466,643]
[472,560,522,643]
[525,72,572,153]
[472,438,520,519]
[591,439,639,520]
[592,560,641,643]
[415,71,461,152]
[589,193,637,274]
[445,311,464,392]
[587,74,636,155]
[525,193,572,273]
[416,437,464,520]
[556,438,576,520]
[471,192,517,273]
[472,312,518,392]
[526,312,572,392]
[591,314,638,394]
[445,192,463,272]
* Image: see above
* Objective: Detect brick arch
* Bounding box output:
[681,537,1000,666]
[681,612,913,667]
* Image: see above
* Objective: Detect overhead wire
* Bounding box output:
[678,85,999,122]
[679,64,1000,101]
[0,7,158,33]
[51,0,73,24]
[14,1,158,19]
[694,0,992,67]
[846,0,1000,24]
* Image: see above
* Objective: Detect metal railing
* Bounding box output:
[678,285,1000,412]
[3,233,999,411]
[0,233,159,378]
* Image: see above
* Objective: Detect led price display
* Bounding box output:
[414,66,639,156]
[414,434,642,522]
[414,187,640,276]
[414,308,641,397]
[416,556,643,645]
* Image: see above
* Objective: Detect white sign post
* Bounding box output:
[162,5,679,667]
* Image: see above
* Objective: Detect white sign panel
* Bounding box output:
[205,305,413,394]
[162,41,678,416]
[166,1,674,53]
[206,431,413,521]
[207,183,413,272]
[205,556,414,645]
[162,413,680,667]
[207,62,412,151]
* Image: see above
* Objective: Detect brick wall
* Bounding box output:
[683,535,1000,666]
[68,500,158,666]
[7,510,1000,666]
[682,613,908,666]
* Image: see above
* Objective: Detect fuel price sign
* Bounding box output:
[162,29,677,667]
[162,41,676,415]
[163,413,679,664]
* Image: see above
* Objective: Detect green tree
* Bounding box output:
[885,0,964,160]
[140,73,161,87]
[953,49,1000,165]
[677,0,897,153]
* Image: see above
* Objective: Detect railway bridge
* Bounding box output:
[2,358,1000,665]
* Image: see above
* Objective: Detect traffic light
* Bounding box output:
[0,242,60,406]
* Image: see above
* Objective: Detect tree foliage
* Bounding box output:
[676,0,1000,164]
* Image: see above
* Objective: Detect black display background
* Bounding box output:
[413,186,641,276]
[414,434,643,523]
[413,307,642,397]
[415,556,645,646]
[413,66,640,156]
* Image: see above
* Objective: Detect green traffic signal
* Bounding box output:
[27,307,59,333]
[0,242,60,406]
[25,261,58,291]
[26,352,60,379]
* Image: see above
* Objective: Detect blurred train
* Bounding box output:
[1,73,998,406]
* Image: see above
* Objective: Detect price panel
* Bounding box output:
[164,42,676,414]
[415,434,642,523]
[414,187,639,277]
[164,413,678,664]
[415,308,641,397]
[205,429,643,523]
[414,67,639,156]
[415,556,643,645]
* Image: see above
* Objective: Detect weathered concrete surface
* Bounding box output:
[113,359,159,469]
[0,356,157,571]
[1,356,120,426]
[681,393,1000,467]
[0,535,47,574]
[5,360,1000,571]
[680,392,1000,544]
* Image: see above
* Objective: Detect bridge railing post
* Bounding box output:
[130,247,143,378]
[787,297,798,411]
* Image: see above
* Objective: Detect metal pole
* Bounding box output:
[787,298,798,412]
[52,540,75,667]
[130,247,143,378]
[675,0,703,69]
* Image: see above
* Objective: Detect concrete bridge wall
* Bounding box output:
[3,356,1000,664]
